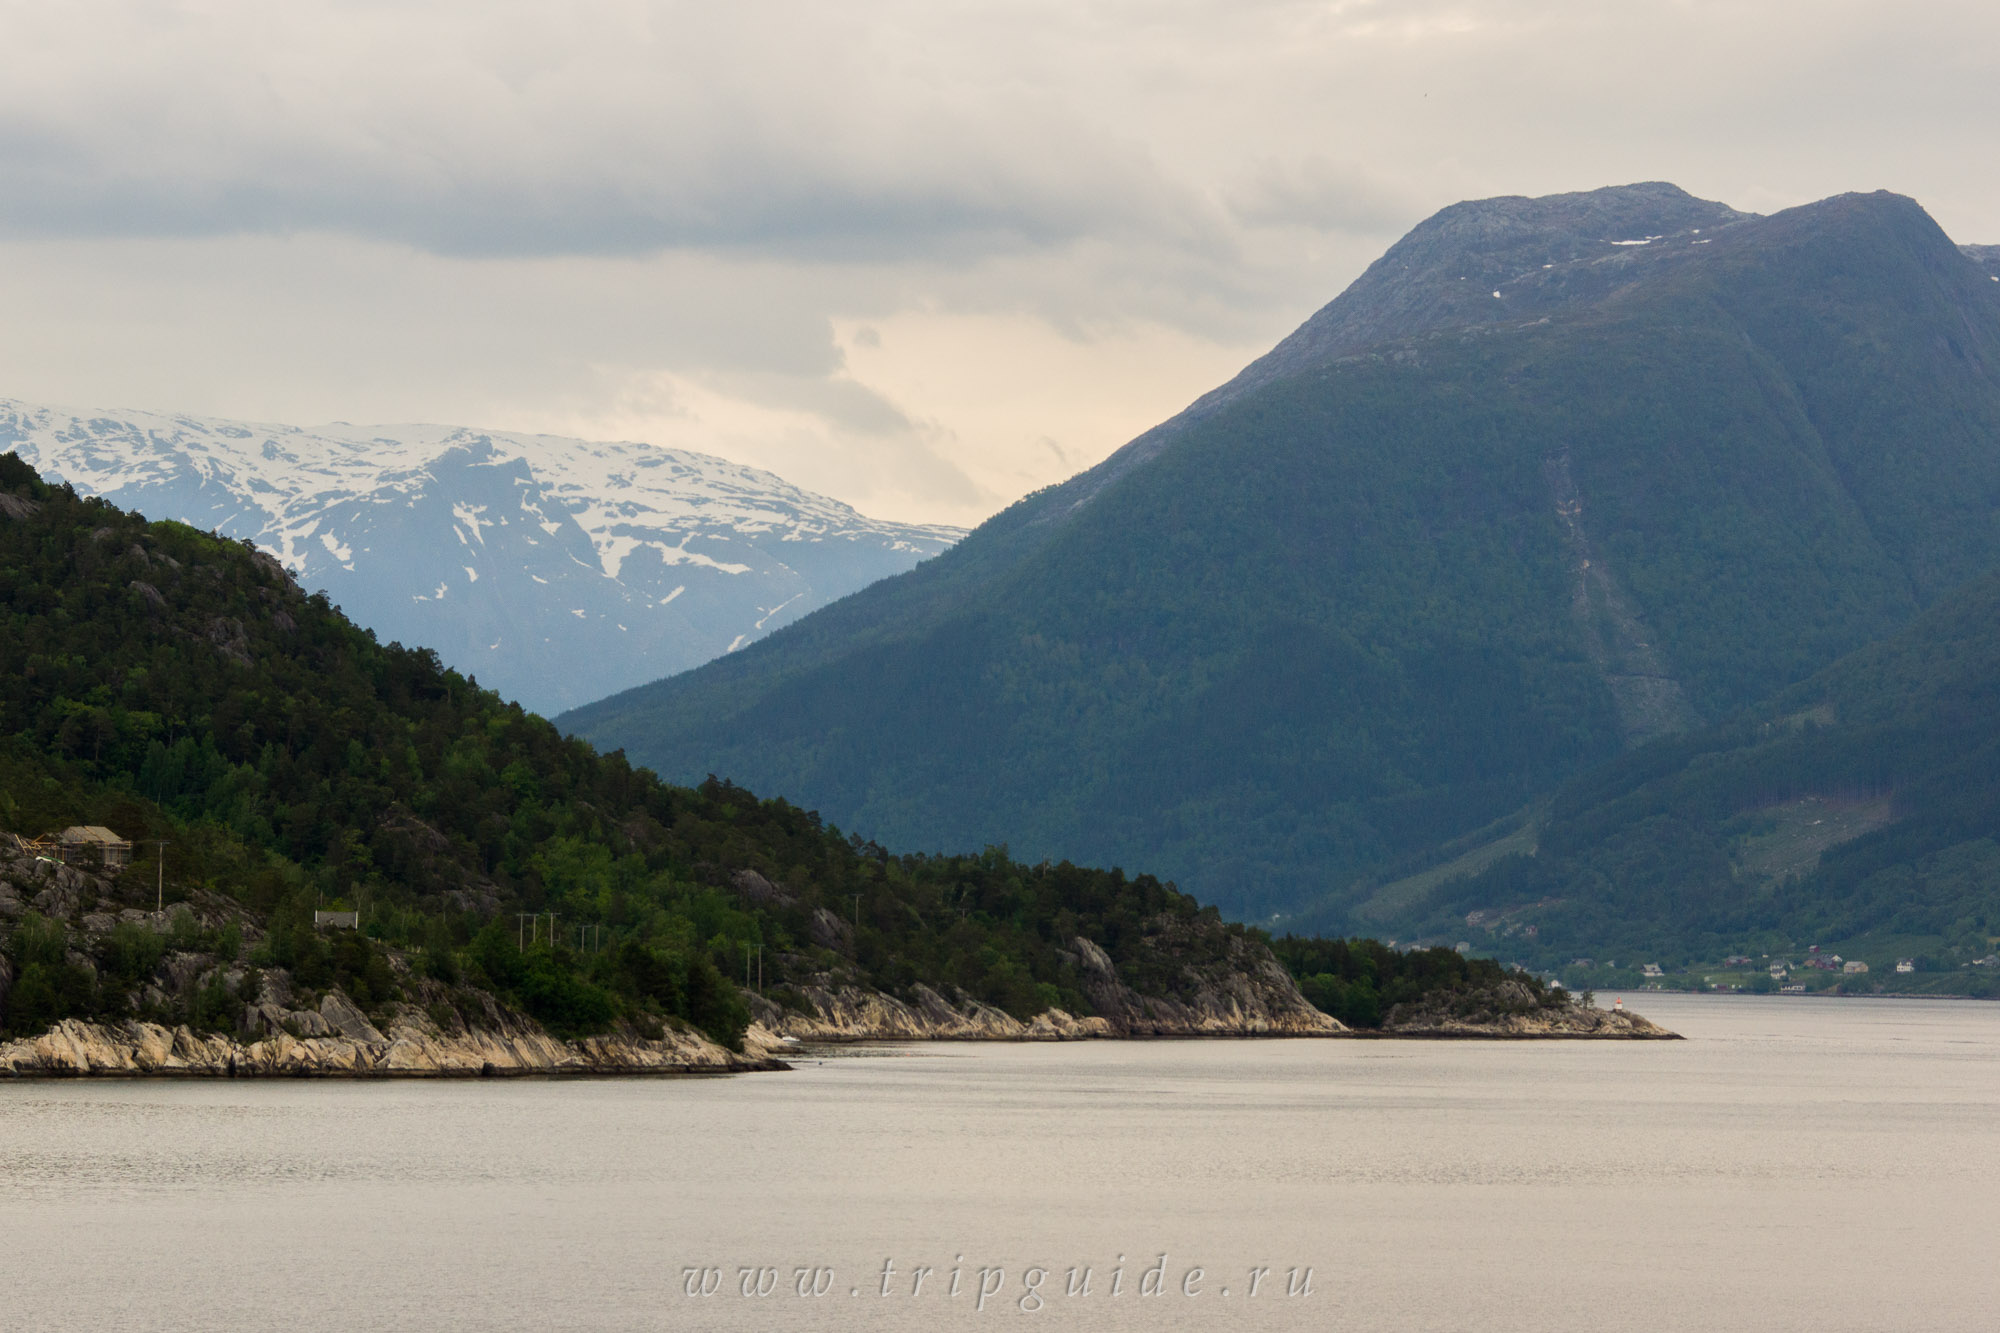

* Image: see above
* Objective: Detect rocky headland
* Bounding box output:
[0,844,1671,1078]
[1373,979,1680,1038]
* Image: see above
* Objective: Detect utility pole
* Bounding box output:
[152,841,169,916]
[518,913,531,949]
[853,893,862,933]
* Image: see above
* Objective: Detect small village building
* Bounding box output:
[1842,960,1869,974]
[1895,959,1916,974]
[1641,963,1664,977]
[54,826,132,870]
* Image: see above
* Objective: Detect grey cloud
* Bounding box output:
[0,3,1225,263]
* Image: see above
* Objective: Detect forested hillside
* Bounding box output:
[563,186,2000,925]
[0,455,1289,1046]
[1367,571,2000,986]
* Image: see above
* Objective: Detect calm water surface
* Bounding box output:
[3,994,1996,1331]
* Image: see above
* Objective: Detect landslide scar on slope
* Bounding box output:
[1541,450,1699,746]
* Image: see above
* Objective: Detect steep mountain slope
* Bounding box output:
[1375,569,2000,979]
[0,405,960,714]
[562,185,2000,925]
[0,455,1331,1057]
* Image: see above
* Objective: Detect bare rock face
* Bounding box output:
[807,907,852,951]
[731,869,794,910]
[318,991,387,1044]
[205,616,252,666]
[1064,930,1345,1037]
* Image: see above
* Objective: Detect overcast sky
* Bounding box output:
[1,1,1995,526]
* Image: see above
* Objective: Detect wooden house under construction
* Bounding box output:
[50,825,133,871]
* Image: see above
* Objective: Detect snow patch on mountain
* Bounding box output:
[0,401,962,715]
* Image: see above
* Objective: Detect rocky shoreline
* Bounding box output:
[0,998,1676,1078]
[0,1008,792,1079]
[0,991,1679,1078]
[1356,1012,1680,1039]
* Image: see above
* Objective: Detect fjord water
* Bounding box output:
[4,997,1996,1331]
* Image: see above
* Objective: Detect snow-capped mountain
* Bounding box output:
[0,401,962,715]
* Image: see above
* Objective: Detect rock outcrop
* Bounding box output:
[0,1005,788,1078]
[1065,932,1344,1036]
[750,928,1344,1042]
[1378,981,1678,1038]
[751,981,1116,1042]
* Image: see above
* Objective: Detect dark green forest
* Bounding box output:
[0,455,1264,1044]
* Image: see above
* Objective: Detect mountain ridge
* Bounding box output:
[561,183,2000,935]
[0,401,961,714]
